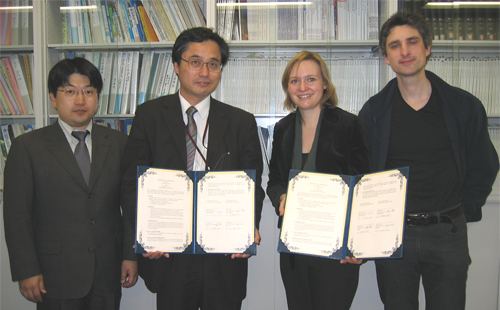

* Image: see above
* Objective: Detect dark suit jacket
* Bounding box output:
[3,122,135,299]
[120,94,265,301]
[267,107,371,220]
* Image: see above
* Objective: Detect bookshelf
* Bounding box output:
[0,0,498,167]
[0,2,499,310]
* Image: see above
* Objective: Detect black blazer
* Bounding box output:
[267,107,370,221]
[120,93,265,301]
[3,122,134,299]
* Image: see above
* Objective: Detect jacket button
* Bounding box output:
[90,220,95,225]
[88,248,93,253]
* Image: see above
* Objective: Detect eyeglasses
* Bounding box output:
[57,87,98,99]
[181,58,222,73]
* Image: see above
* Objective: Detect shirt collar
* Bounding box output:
[179,93,210,120]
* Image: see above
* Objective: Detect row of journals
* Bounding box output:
[0,54,34,116]
[215,56,380,116]
[216,55,499,116]
[0,0,33,46]
[217,0,379,41]
[60,51,180,116]
[66,51,499,117]
[61,0,205,44]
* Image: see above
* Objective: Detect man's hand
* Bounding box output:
[121,260,138,288]
[278,194,286,216]
[18,274,46,303]
[143,251,170,259]
[340,257,363,265]
[231,229,261,259]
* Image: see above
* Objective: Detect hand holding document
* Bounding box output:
[135,167,256,255]
[278,168,409,260]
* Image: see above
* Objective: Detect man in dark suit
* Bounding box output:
[121,27,265,310]
[3,58,138,310]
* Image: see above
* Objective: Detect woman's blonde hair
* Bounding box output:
[281,50,338,112]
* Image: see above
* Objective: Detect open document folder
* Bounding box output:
[279,168,409,260]
[136,167,256,255]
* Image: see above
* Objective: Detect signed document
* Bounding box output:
[135,167,256,255]
[278,168,408,260]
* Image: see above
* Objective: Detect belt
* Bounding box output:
[406,204,463,227]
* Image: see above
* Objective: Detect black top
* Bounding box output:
[386,85,462,213]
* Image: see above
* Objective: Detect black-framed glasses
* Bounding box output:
[181,57,222,72]
[57,87,98,99]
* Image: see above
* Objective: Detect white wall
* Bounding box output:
[2,186,499,310]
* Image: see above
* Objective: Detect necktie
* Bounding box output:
[72,130,91,186]
[186,106,198,170]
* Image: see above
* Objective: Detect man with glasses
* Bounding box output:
[3,57,138,309]
[121,27,265,310]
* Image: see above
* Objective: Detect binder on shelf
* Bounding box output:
[20,0,33,45]
[128,51,141,114]
[129,0,146,41]
[9,55,33,115]
[0,60,21,115]
[9,0,20,45]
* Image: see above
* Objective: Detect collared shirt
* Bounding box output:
[59,118,93,162]
[179,93,209,171]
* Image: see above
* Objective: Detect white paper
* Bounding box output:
[280,172,349,257]
[196,171,255,253]
[136,168,193,252]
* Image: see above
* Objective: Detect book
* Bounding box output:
[88,0,104,43]
[124,0,141,42]
[135,167,257,255]
[119,51,133,114]
[123,118,133,134]
[128,51,140,114]
[160,0,181,37]
[0,79,12,115]
[113,51,127,114]
[108,52,119,113]
[118,0,135,41]
[103,0,115,42]
[279,168,409,260]
[142,0,168,41]
[9,54,33,114]
[99,52,114,114]
[137,50,152,105]
[20,0,32,45]
[144,51,159,101]
[0,59,21,114]
[129,0,146,41]
[22,54,33,102]
[136,0,158,42]
[10,0,20,45]
[1,124,12,153]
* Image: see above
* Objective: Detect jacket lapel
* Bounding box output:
[89,125,109,190]
[162,94,188,168]
[46,122,89,189]
[206,99,229,170]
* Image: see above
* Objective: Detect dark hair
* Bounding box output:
[379,11,432,58]
[281,50,338,112]
[172,27,229,67]
[48,57,103,98]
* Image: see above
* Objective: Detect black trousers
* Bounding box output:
[280,253,360,310]
[156,255,242,310]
